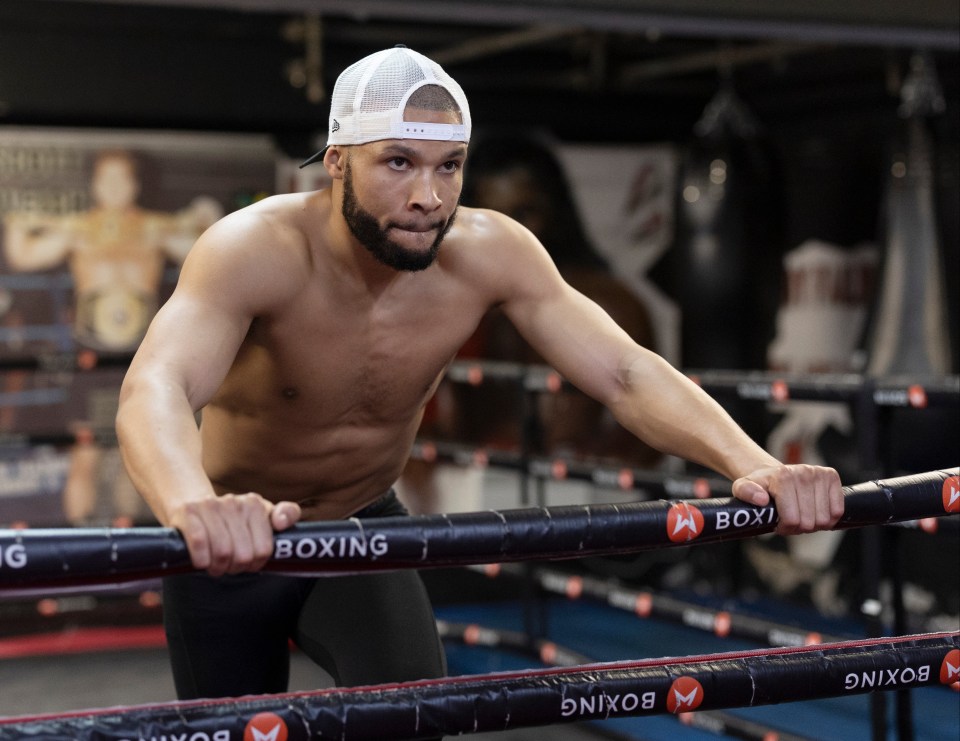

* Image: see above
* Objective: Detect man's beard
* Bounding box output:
[342,165,457,272]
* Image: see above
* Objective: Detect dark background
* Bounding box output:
[1,0,957,407]
[0,1,957,696]
[2,0,958,458]
[1,2,956,149]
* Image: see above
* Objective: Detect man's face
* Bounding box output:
[338,108,466,272]
[341,160,457,272]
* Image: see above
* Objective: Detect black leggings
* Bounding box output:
[162,491,447,699]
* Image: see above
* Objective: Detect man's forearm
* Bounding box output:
[116,378,216,527]
[611,352,780,480]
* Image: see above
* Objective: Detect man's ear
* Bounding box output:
[323,147,346,180]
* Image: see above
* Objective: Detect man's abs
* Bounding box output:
[200,404,421,520]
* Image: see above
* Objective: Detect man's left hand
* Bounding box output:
[732,464,844,535]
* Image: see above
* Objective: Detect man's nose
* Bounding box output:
[407,172,442,212]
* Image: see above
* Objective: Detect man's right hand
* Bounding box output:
[170,494,302,576]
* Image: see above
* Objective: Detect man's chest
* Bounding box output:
[248,290,484,420]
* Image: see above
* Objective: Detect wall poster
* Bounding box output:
[0,127,277,527]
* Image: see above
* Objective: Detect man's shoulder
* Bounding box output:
[454,206,516,236]
[441,207,561,302]
[185,192,326,284]
[231,191,317,226]
[203,192,322,248]
[448,207,550,265]
[178,195,319,308]
[446,207,536,260]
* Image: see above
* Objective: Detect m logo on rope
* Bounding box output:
[943,476,959,514]
[244,713,288,741]
[941,649,960,689]
[666,502,704,543]
[666,676,704,713]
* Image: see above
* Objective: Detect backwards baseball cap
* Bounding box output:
[299,45,471,168]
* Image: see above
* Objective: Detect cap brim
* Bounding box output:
[298,146,328,169]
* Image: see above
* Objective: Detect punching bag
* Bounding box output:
[865,52,956,473]
[867,53,952,377]
[668,82,784,371]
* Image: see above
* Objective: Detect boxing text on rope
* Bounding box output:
[436,619,889,741]
[0,468,956,595]
[0,631,956,740]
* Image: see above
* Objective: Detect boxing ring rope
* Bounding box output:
[2,356,957,409]
[438,619,596,668]
[436,620,827,741]
[0,458,955,740]
[440,359,960,407]
[410,437,736,500]
[469,562,849,647]
[0,631,955,740]
[409,437,960,534]
[1,360,957,737]
[1,468,956,596]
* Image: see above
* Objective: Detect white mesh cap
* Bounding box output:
[300,46,471,167]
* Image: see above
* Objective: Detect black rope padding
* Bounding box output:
[416,438,956,530]
[437,619,595,668]
[688,370,960,407]
[0,632,955,740]
[445,361,960,407]
[3,355,957,408]
[0,351,133,374]
[470,562,849,647]
[0,469,956,594]
[439,618,820,741]
[410,438,734,499]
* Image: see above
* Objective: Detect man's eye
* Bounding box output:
[440,161,461,173]
[389,157,409,169]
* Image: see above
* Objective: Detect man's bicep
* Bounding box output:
[130,292,250,410]
[130,221,259,408]
[505,283,637,405]
[475,211,637,402]
[133,215,291,407]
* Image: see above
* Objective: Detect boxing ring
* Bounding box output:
[0,468,957,740]
[1,351,958,738]
[0,634,956,740]
[0,469,957,593]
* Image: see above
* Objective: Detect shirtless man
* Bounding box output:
[116,47,843,701]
